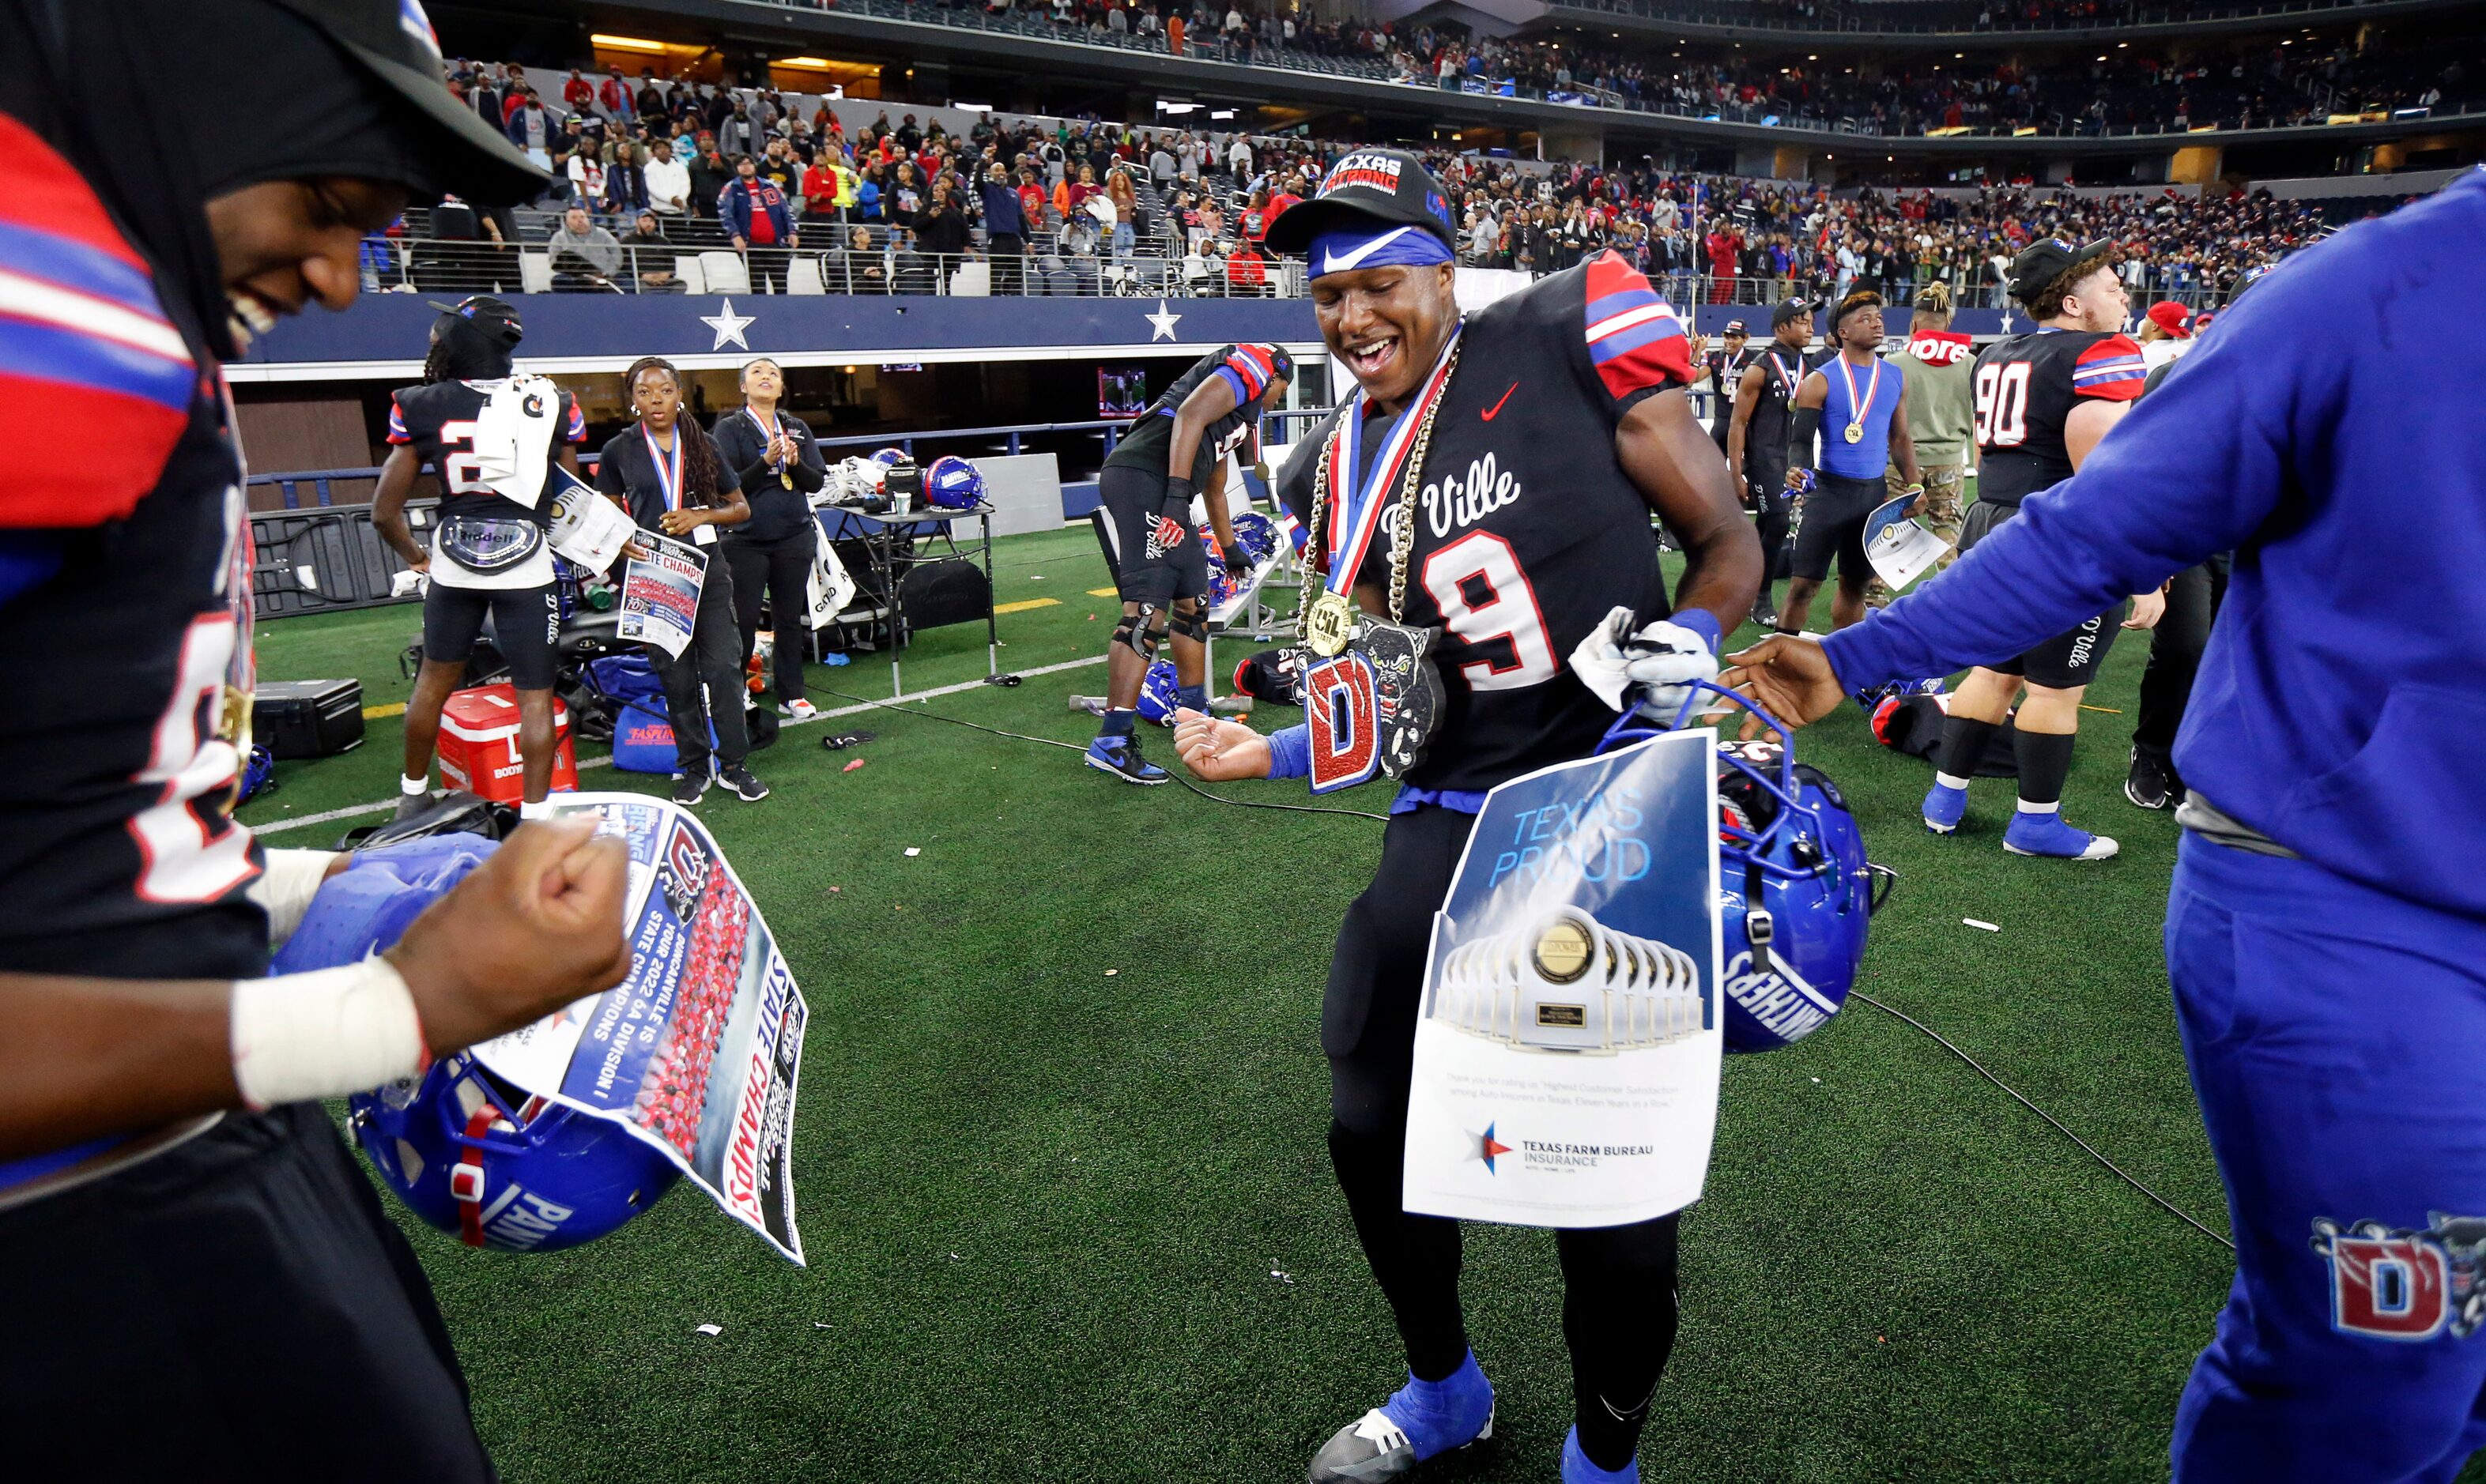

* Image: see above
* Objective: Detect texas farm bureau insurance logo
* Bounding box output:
[1471,1119,1653,1176]
[1322,152,1403,198]
[2313,1212,2486,1341]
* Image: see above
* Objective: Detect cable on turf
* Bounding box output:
[1849,990,2234,1252]
[809,687,1391,823]
[816,687,2224,1245]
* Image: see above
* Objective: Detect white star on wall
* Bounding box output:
[702,297,756,351]
[1145,299,1183,342]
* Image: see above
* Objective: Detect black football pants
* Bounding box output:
[2133,553,2229,772]
[651,559,749,775]
[727,530,814,706]
[0,1104,494,1482]
[1326,804,1681,1473]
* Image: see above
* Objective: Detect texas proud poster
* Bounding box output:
[1402,727,1724,1228]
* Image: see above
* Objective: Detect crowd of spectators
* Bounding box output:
[1390,18,2479,136]
[404,59,2376,308]
[825,0,2478,137]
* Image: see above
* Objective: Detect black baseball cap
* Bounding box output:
[1263,146,1457,257]
[1771,297,1814,329]
[1723,319,1748,336]
[428,294,524,346]
[2008,236,2114,303]
[262,0,552,205]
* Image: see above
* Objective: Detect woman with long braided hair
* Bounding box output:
[594,357,770,803]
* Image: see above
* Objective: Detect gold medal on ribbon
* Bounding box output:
[1843,423,1864,444]
[1305,589,1357,657]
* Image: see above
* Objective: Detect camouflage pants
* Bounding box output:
[1865,461,1966,608]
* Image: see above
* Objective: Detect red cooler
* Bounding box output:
[437,683,578,802]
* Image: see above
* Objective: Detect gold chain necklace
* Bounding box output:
[1298,337,1464,640]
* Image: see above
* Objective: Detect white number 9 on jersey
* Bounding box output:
[1974,360,2031,448]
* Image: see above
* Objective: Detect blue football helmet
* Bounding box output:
[869,446,908,467]
[1599,681,1892,1053]
[273,838,683,1252]
[924,455,986,510]
[1135,658,1180,725]
[1228,511,1278,568]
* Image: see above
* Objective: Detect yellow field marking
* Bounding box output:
[362,702,406,719]
[1087,586,1119,597]
[994,597,1062,615]
[2077,704,2123,714]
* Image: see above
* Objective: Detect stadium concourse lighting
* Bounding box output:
[592,33,666,51]
[778,56,832,68]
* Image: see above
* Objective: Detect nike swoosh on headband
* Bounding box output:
[1319,226,1414,275]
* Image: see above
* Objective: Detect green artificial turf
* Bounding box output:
[254,526,2247,1482]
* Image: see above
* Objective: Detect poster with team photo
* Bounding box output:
[471,794,808,1264]
[1401,729,1724,1229]
[617,534,706,657]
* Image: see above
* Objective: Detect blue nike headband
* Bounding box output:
[1307,224,1454,279]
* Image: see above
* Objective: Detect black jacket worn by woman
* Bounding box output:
[708,405,826,544]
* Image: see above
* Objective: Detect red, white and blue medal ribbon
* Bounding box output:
[1835,354,1881,443]
[1323,323,1462,596]
[643,424,685,513]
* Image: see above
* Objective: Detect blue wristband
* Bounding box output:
[1669,606,1723,657]
[1267,722,1311,780]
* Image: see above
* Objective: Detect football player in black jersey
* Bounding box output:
[1180,149,1760,1484]
[0,5,631,1478]
[372,296,588,818]
[1919,237,2162,859]
[1688,318,1757,455]
[1724,298,1820,628]
[1082,341,1291,784]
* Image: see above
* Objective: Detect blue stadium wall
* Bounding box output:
[231,291,2020,374]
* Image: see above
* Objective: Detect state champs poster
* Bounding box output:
[1402,728,1724,1228]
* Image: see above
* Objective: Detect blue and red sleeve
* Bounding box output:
[1211,343,1279,408]
[2072,333,2148,401]
[564,391,588,443]
[1582,250,1691,405]
[385,400,412,445]
[0,114,195,529]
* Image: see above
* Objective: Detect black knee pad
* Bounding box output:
[1112,607,1160,659]
[1167,605,1209,643]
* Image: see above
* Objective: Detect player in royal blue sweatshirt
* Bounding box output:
[1726,168,2486,1484]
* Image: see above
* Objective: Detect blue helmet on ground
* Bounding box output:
[870,446,908,466]
[1135,658,1180,725]
[925,455,986,510]
[273,837,683,1252]
[1599,682,1892,1053]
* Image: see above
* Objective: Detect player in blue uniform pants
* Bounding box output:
[1728,168,2486,1482]
[0,5,632,1477]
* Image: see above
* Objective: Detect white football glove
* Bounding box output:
[1567,605,1720,724]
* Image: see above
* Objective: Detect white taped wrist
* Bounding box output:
[247,849,341,947]
[230,960,430,1109]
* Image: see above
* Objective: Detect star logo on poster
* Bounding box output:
[1145,299,1183,341]
[703,297,756,351]
[1478,1122,1512,1173]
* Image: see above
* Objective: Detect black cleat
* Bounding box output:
[2125,748,2177,811]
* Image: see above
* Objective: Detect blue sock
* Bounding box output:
[1561,1426,1639,1483]
[1381,1350,1494,1460]
[1175,682,1209,712]
[1099,709,1136,740]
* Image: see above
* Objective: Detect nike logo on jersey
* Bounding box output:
[1422,453,1523,540]
[1481,382,1518,420]
[1317,226,1414,275]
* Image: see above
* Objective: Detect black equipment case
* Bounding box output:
[253,679,366,759]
